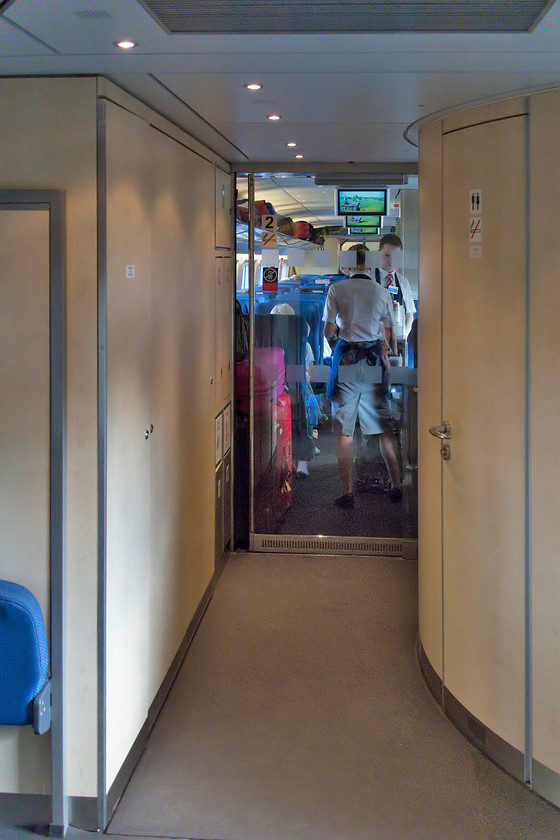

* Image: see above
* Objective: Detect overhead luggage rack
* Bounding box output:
[236,222,319,250]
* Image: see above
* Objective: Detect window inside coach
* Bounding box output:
[233,174,418,550]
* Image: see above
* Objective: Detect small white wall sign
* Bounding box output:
[470,217,482,242]
[215,413,223,465]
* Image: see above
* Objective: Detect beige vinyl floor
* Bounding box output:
[99,552,560,840]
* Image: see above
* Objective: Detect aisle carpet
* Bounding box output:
[276,426,411,538]
[106,554,560,840]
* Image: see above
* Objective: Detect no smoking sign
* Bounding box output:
[262,266,278,291]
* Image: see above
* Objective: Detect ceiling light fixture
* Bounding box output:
[245,83,262,90]
[267,114,281,120]
[295,154,304,159]
[116,40,137,49]
[286,142,297,147]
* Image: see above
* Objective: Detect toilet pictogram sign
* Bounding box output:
[470,189,482,213]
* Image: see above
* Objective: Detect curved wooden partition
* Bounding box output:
[418,88,560,806]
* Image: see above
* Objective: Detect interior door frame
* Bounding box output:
[0,190,67,834]
[234,170,419,556]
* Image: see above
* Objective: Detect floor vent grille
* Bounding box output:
[250,534,403,556]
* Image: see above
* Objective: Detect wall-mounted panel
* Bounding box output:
[148,127,216,702]
[417,119,444,678]
[223,448,232,550]
[0,209,51,791]
[104,101,153,790]
[215,256,233,410]
[104,104,219,792]
[215,166,232,249]
[441,116,526,751]
[529,88,560,784]
[215,462,224,561]
[0,76,99,798]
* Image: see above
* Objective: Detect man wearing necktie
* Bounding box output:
[375,234,416,341]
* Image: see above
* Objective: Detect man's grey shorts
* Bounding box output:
[331,359,392,436]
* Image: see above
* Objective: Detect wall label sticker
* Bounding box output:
[261,214,277,247]
[470,189,482,213]
[215,413,223,466]
[470,217,482,242]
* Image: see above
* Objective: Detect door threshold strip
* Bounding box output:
[250,533,417,557]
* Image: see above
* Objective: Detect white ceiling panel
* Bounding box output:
[153,68,560,160]
[1,0,560,168]
[2,1,164,53]
[0,15,56,55]
[155,72,432,125]
[156,69,560,127]
[208,122,416,164]
[4,46,560,77]
[4,0,560,56]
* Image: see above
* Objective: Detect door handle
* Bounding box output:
[429,421,452,440]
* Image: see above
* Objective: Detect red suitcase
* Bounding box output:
[274,392,292,518]
[235,347,285,416]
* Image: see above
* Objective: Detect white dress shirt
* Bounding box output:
[379,268,416,315]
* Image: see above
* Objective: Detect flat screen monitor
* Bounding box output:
[337,189,387,216]
[348,226,379,235]
[346,214,381,227]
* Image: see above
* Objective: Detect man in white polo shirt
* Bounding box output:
[324,245,402,509]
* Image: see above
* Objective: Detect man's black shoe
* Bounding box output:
[335,493,355,509]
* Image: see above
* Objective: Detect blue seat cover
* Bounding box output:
[0,580,49,725]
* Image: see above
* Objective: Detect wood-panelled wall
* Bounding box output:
[103,100,231,789]
[529,89,560,787]
[0,77,232,806]
[0,77,99,796]
[419,87,560,805]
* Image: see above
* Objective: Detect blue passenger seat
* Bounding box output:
[0,579,49,728]
[255,299,280,314]
[236,293,250,314]
[280,293,326,364]
[277,280,301,293]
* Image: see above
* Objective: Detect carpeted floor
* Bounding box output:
[104,553,560,840]
[275,426,414,538]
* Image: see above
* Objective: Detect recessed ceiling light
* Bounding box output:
[245,83,262,91]
[116,40,137,49]
[286,142,297,147]
[295,154,304,159]
[267,114,281,121]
